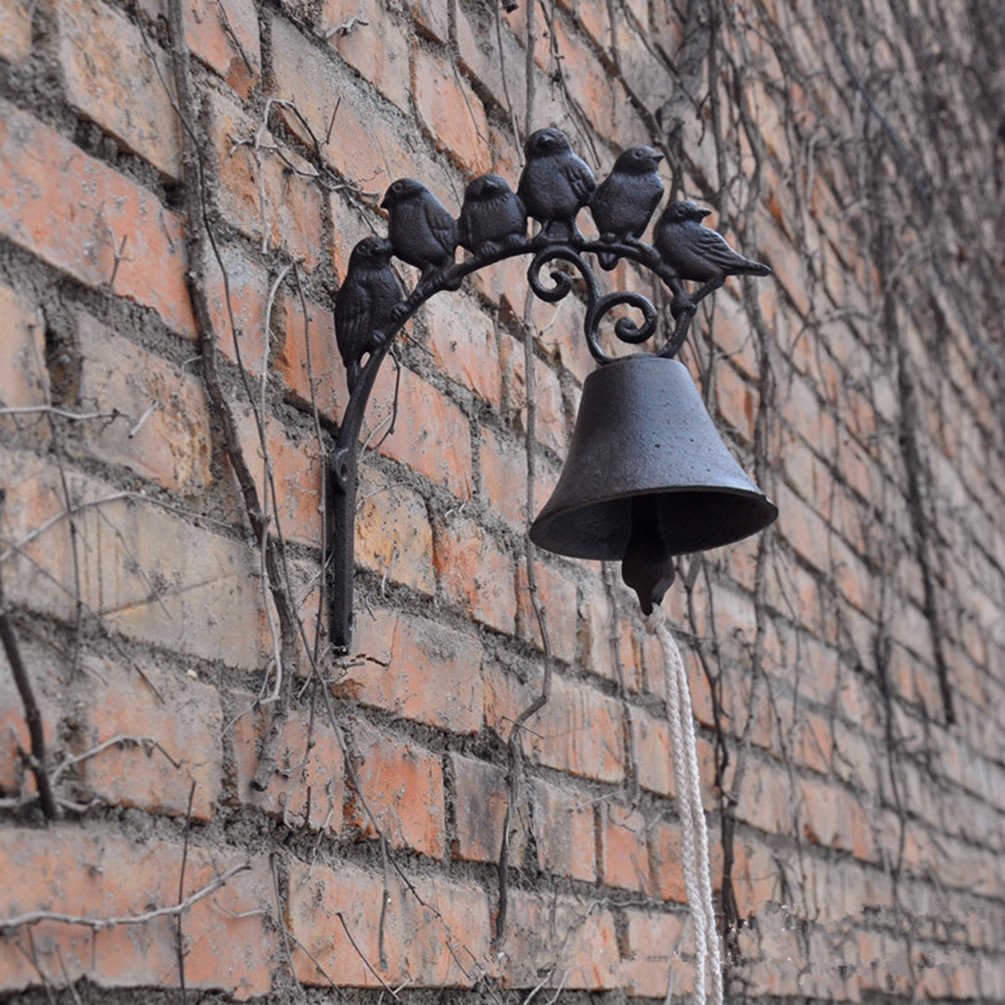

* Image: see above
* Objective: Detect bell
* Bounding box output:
[529,355,778,614]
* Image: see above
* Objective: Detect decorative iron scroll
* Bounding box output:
[329,128,771,652]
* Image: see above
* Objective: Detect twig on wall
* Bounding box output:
[175,780,197,1001]
[0,492,58,821]
[495,288,555,946]
[0,863,251,932]
[164,0,300,790]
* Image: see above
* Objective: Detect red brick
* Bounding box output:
[737,759,791,835]
[479,428,529,528]
[232,700,344,832]
[551,17,617,138]
[419,294,501,405]
[0,830,274,998]
[496,891,621,990]
[0,1,31,62]
[515,557,579,664]
[140,0,260,95]
[485,666,625,783]
[531,778,597,882]
[558,0,610,47]
[471,251,534,323]
[456,3,527,118]
[55,0,181,179]
[321,0,411,111]
[731,839,780,919]
[0,643,57,798]
[799,778,876,861]
[434,515,517,633]
[78,659,221,819]
[0,284,48,443]
[208,91,324,269]
[648,818,687,904]
[600,803,650,893]
[269,13,413,191]
[329,191,377,279]
[76,313,211,494]
[715,361,758,444]
[500,1,550,69]
[0,453,265,666]
[792,710,833,774]
[630,706,674,797]
[204,247,270,373]
[287,858,490,987]
[531,292,597,385]
[623,909,693,998]
[340,608,483,732]
[370,362,472,498]
[500,336,568,455]
[0,102,195,335]
[355,462,436,595]
[347,719,445,858]
[577,578,645,691]
[235,409,324,549]
[649,819,724,906]
[411,45,491,174]
[765,226,816,318]
[277,291,342,422]
[450,753,519,863]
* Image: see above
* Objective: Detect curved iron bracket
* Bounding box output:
[328,235,697,653]
[328,134,771,653]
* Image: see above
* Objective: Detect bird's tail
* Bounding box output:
[737,257,771,276]
[598,234,619,271]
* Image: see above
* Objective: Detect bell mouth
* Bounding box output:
[528,486,778,561]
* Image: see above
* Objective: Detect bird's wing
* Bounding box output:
[334,281,371,364]
[516,166,533,202]
[564,156,597,201]
[688,225,755,271]
[424,200,458,256]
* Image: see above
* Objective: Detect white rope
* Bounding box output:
[646,608,723,1005]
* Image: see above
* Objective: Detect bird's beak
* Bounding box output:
[653,152,665,164]
[380,192,391,210]
[698,207,712,219]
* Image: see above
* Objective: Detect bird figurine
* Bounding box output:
[654,200,771,301]
[334,236,404,392]
[590,146,665,270]
[457,174,527,255]
[517,127,596,241]
[381,178,458,283]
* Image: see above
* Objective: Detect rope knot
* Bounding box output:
[643,606,668,636]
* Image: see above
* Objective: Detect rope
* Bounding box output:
[646,608,724,1005]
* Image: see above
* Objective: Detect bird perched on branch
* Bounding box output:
[517,127,596,241]
[381,178,457,282]
[458,174,527,255]
[334,237,404,392]
[590,146,665,270]
[654,200,771,301]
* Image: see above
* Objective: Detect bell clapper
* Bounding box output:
[621,493,676,615]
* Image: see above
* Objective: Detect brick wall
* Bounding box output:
[1,0,1003,1001]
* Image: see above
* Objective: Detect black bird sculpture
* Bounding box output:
[517,127,596,241]
[334,236,404,392]
[590,146,665,270]
[457,174,527,255]
[655,200,771,302]
[381,178,458,283]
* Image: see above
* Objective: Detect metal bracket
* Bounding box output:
[328,130,770,653]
